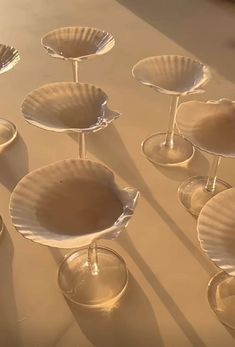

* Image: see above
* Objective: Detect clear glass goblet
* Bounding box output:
[10,159,139,308]
[198,188,235,329]
[177,99,235,216]
[132,55,210,166]
[21,82,120,159]
[41,26,115,82]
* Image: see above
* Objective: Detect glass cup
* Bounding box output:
[198,187,235,329]
[132,55,210,166]
[177,98,235,216]
[41,26,115,82]
[10,159,139,308]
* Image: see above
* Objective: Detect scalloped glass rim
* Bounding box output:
[197,187,235,276]
[21,82,121,133]
[176,98,235,158]
[132,55,210,96]
[0,118,17,149]
[41,26,115,61]
[0,44,20,74]
[9,159,139,249]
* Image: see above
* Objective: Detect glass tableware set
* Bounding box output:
[9,26,139,309]
[4,25,235,321]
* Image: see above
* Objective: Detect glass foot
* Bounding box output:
[178,176,231,217]
[208,271,235,329]
[0,118,17,150]
[58,246,128,308]
[142,132,194,166]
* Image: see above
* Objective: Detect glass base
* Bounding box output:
[208,271,235,329]
[142,132,194,166]
[178,176,231,217]
[0,118,17,150]
[58,246,128,308]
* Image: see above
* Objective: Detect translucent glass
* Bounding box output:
[133,55,210,166]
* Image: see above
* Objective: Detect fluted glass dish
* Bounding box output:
[132,55,210,166]
[0,44,20,74]
[21,82,120,158]
[41,26,115,82]
[10,159,139,308]
[198,188,235,329]
[177,98,235,216]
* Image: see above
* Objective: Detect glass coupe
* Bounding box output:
[10,159,139,308]
[132,55,210,166]
[21,82,120,158]
[41,26,115,82]
[177,98,235,216]
[198,188,235,329]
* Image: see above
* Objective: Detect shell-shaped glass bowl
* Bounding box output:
[176,98,235,157]
[41,26,115,61]
[21,82,120,133]
[9,159,139,249]
[0,44,20,74]
[132,55,210,95]
[197,188,235,277]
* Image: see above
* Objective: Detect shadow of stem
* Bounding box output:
[64,273,165,347]
[83,124,215,275]
[119,233,208,347]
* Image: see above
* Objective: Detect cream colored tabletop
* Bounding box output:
[1,0,235,346]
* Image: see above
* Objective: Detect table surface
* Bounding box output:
[1,0,235,346]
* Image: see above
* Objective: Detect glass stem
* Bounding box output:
[164,95,179,149]
[205,155,221,193]
[72,61,79,82]
[88,241,99,276]
[78,133,86,159]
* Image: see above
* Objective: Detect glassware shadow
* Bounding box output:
[79,124,215,274]
[225,327,235,341]
[0,134,29,191]
[150,148,209,183]
[119,232,207,347]
[64,273,165,347]
[115,0,235,85]
[0,225,23,346]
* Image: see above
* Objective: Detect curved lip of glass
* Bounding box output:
[21,82,121,133]
[0,215,3,236]
[132,55,210,96]
[9,158,140,249]
[41,26,115,61]
[0,44,20,74]
[176,98,235,158]
[0,118,17,149]
[197,187,235,276]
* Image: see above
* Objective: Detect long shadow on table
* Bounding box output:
[115,0,235,85]
[0,226,23,346]
[66,273,164,347]
[85,125,214,275]
[0,134,29,191]
[68,124,214,344]
[119,232,207,347]
[149,148,209,183]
